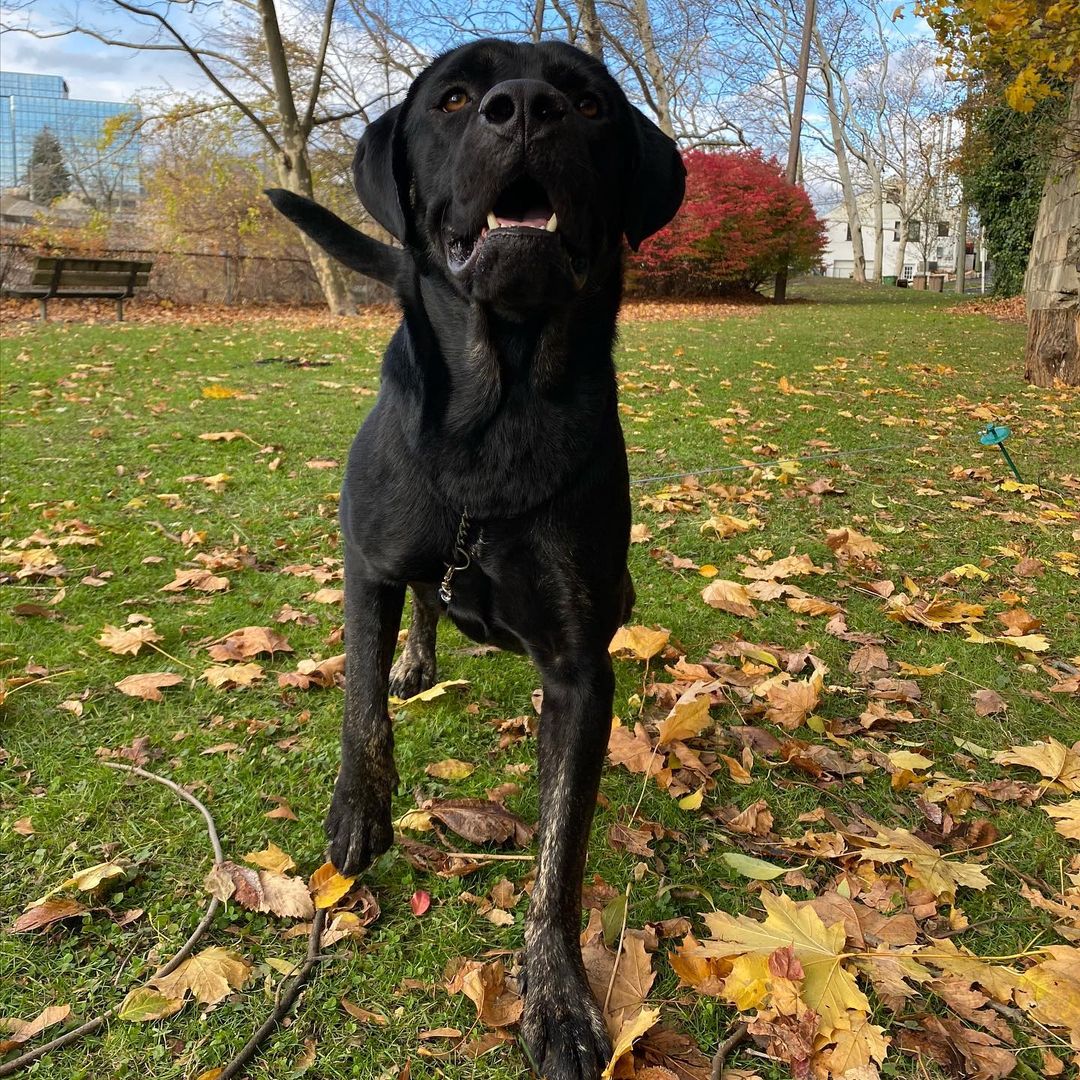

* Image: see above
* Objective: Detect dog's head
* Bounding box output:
[354,39,685,309]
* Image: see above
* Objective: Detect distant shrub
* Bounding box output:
[632,149,826,295]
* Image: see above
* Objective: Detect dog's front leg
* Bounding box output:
[521,652,615,1080]
[326,560,405,875]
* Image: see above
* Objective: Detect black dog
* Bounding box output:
[269,38,684,1079]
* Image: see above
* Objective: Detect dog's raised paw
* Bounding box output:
[520,981,611,1080]
[324,780,394,876]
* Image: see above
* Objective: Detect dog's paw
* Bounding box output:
[388,651,436,699]
[325,776,394,876]
[520,973,611,1080]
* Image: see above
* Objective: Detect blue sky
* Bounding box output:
[1,0,213,104]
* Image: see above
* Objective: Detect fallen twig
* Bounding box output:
[710,1021,749,1080]
[0,762,223,1076]
[602,883,632,1015]
[212,907,328,1080]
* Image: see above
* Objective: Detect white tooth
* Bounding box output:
[545,212,558,233]
[487,211,500,230]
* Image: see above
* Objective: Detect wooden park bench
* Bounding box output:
[5,256,153,321]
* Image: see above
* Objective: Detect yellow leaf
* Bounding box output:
[601,1005,661,1079]
[678,786,705,810]
[395,678,469,705]
[608,625,670,661]
[1018,946,1080,1038]
[994,737,1080,793]
[695,891,868,1036]
[657,689,712,746]
[886,750,934,772]
[309,862,355,908]
[425,758,476,780]
[701,579,758,618]
[723,952,772,1009]
[949,563,990,580]
[856,826,992,900]
[397,809,434,832]
[996,633,1050,652]
[150,946,250,1006]
[243,842,296,874]
[1044,800,1080,841]
[117,987,186,1021]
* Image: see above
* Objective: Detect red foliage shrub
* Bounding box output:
[632,149,826,294]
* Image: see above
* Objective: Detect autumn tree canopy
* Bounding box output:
[633,150,826,295]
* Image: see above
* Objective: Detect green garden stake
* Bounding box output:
[979,422,1023,483]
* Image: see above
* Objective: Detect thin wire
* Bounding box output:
[628,438,927,486]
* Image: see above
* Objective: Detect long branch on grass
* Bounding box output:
[710,1021,748,1080]
[213,907,327,1080]
[0,763,223,1076]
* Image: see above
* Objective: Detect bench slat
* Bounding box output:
[32,270,152,288]
[32,258,151,273]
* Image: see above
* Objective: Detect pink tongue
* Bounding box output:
[497,211,550,229]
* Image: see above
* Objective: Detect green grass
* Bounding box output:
[1,279,1077,1079]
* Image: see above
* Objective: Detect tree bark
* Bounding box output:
[1023,79,1079,386]
[892,224,909,279]
[261,0,356,315]
[953,193,967,294]
[816,32,865,282]
[579,0,604,59]
[630,0,674,137]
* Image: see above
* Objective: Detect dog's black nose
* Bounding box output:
[479,79,568,135]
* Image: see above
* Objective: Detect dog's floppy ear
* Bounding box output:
[353,104,409,243]
[624,108,686,252]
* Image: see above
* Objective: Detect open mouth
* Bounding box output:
[447,175,559,272]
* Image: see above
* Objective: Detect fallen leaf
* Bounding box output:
[115,672,184,701]
[410,890,431,916]
[722,852,789,880]
[308,862,356,908]
[1044,800,1080,841]
[609,625,670,661]
[972,689,1007,716]
[603,1005,661,1078]
[426,758,476,780]
[243,842,296,874]
[150,946,250,1005]
[207,626,292,661]
[994,738,1080,793]
[117,987,185,1021]
[702,579,758,618]
[97,623,162,656]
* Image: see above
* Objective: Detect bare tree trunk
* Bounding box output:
[1024,79,1080,386]
[870,166,883,282]
[530,0,546,41]
[954,193,967,294]
[892,226,909,278]
[579,0,604,59]
[260,0,356,315]
[630,0,674,137]
[816,34,865,282]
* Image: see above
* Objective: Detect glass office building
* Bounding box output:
[0,71,141,202]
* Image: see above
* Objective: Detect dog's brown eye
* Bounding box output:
[440,89,470,113]
[576,95,600,119]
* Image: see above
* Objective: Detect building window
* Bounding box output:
[937,221,950,237]
[907,220,921,242]
[845,223,851,241]
[893,220,901,241]
[902,265,914,280]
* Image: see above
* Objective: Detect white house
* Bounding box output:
[821,196,971,281]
